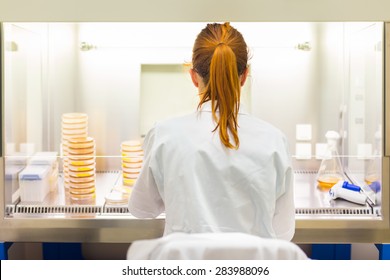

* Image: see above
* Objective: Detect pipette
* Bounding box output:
[329,180,372,205]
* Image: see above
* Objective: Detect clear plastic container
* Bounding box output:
[5,165,25,203]
[5,152,30,165]
[19,165,51,202]
[29,152,59,192]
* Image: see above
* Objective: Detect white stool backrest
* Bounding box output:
[127,232,308,260]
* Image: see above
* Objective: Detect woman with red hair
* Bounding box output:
[129,23,295,241]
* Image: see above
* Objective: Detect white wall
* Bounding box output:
[239,23,319,155]
[46,23,78,152]
[140,64,198,137]
[74,22,324,170]
[76,23,204,169]
[4,24,41,152]
[4,23,78,156]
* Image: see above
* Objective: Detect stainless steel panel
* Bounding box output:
[1,1,390,22]
[4,171,375,217]
[0,23,2,158]
[294,171,373,218]
[14,172,121,217]
[1,170,387,243]
[386,23,390,156]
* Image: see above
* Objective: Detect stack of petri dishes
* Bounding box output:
[61,113,88,141]
[104,140,142,206]
[67,137,96,201]
[121,140,143,187]
[61,113,96,202]
[61,113,88,190]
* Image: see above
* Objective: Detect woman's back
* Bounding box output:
[129,101,295,240]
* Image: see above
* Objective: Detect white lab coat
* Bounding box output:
[129,101,295,240]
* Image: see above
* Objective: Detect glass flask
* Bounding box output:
[316,131,344,191]
[365,129,381,186]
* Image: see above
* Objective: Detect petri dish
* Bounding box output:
[68,170,95,178]
[70,192,96,204]
[123,178,136,186]
[67,152,95,161]
[62,122,88,130]
[67,137,95,148]
[122,166,141,174]
[122,154,144,163]
[62,113,88,124]
[122,163,142,169]
[69,158,95,166]
[121,140,142,152]
[68,164,95,172]
[123,172,139,179]
[62,133,88,141]
[120,156,143,163]
[69,174,95,183]
[68,146,95,155]
[69,187,96,195]
[62,128,88,135]
[105,190,129,205]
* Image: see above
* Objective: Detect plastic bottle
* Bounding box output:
[316,131,344,190]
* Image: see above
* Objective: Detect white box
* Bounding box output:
[29,152,59,192]
[5,152,29,165]
[295,143,312,160]
[296,124,312,141]
[315,143,328,160]
[29,152,58,165]
[5,165,25,204]
[19,165,51,202]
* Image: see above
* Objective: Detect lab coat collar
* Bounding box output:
[199,101,249,115]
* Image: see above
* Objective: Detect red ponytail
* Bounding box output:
[193,23,248,149]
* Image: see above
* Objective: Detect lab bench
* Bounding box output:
[1,170,388,260]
